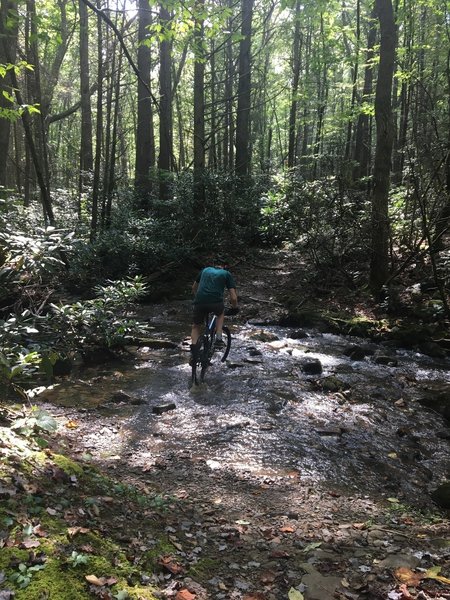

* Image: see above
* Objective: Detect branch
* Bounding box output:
[47,84,98,124]
[79,0,160,111]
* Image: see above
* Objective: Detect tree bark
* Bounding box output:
[158,2,173,201]
[79,0,94,205]
[235,0,254,177]
[135,0,155,200]
[0,0,18,188]
[369,0,397,292]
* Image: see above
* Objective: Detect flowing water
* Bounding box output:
[42,300,450,507]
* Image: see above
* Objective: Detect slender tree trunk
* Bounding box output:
[158,2,173,201]
[79,0,94,212]
[369,0,397,292]
[353,8,376,182]
[235,0,254,177]
[288,0,302,169]
[0,0,18,188]
[135,0,155,201]
[90,0,103,241]
[193,0,206,217]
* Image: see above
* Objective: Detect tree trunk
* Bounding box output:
[193,0,206,217]
[135,0,155,201]
[287,0,302,169]
[235,0,254,177]
[369,0,397,292]
[158,2,173,201]
[79,0,94,208]
[353,7,376,182]
[90,0,103,241]
[0,0,18,188]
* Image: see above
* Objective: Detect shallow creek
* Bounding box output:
[41,300,450,508]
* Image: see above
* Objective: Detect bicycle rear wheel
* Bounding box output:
[191,337,206,386]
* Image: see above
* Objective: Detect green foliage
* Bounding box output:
[11,407,58,437]
[259,173,371,281]
[9,562,46,589]
[49,276,149,348]
[67,551,89,567]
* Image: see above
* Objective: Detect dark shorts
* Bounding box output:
[192,302,224,325]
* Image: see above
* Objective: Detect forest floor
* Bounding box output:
[1,247,450,600]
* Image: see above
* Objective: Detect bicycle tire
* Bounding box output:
[219,326,231,362]
[199,334,212,383]
[191,337,206,386]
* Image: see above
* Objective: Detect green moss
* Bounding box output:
[140,539,177,570]
[51,453,85,477]
[187,557,221,579]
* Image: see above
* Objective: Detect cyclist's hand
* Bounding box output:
[225,306,239,316]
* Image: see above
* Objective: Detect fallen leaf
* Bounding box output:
[67,527,90,537]
[20,539,40,549]
[280,526,295,533]
[260,570,277,584]
[398,584,414,599]
[424,565,450,585]
[85,574,107,586]
[394,567,421,587]
[65,420,79,429]
[176,590,196,600]
[158,555,184,574]
[288,588,304,600]
[243,594,267,600]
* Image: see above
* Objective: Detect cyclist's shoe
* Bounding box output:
[214,338,225,349]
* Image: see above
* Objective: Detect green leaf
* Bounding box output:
[288,588,304,600]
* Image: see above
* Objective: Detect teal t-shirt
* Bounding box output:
[194,267,236,304]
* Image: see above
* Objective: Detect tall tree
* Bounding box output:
[0,0,18,188]
[134,0,155,200]
[79,0,94,204]
[369,0,397,292]
[193,0,206,214]
[235,0,254,177]
[158,1,173,200]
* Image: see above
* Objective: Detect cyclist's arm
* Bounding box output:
[228,287,238,308]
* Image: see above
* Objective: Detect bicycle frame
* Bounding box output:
[190,312,232,386]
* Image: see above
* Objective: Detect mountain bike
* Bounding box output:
[190,307,238,386]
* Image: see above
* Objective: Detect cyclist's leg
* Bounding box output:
[209,302,225,338]
[191,304,208,345]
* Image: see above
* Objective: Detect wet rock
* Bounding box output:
[248,330,279,342]
[430,481,450,508]
[417,341,447,358]
[301,359,323,375]
[247,347,263,356]
[344,345,371,361]
[418,384,450,421]
[377,554,421,569]
[291,329,308,339]
[110,390,133,403]
[82,347,117,365]
[152,403,176,415]
[320,376,344,392]
[374,355,398,366]
[299,564,342,600]
[136,338,179,349]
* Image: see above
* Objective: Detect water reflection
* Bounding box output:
[42,303,450,506]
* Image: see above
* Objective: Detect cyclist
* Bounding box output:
[190,257,238,359]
